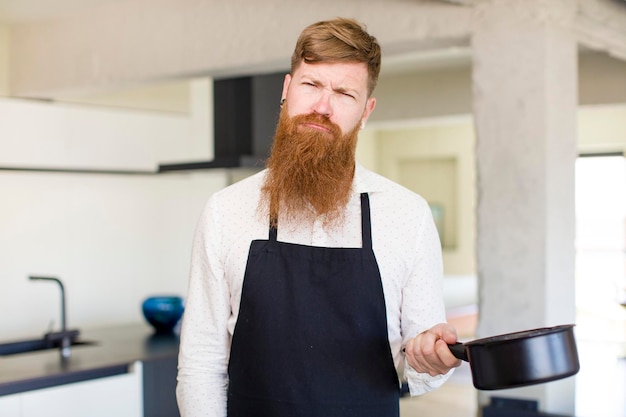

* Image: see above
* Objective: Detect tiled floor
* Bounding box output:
[400,362,477,417]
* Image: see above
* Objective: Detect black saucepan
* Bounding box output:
[447,324,579,390]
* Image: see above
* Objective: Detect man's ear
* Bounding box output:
[360,97,376,128]
[281,74,292,102]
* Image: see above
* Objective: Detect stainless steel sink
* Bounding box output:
[0,333,97,356]
[6,276,98,358]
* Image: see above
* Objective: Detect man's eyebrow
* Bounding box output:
[298,72,318,81]
[334,85,360,97]
[298,73,362,96]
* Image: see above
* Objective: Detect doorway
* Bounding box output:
[574,154,626,417]
[575,155,626,342]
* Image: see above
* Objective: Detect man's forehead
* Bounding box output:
[294,62,369,87]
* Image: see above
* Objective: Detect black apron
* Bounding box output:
[227,193,400,417]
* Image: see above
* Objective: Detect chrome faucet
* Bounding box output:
[29,276,77,359]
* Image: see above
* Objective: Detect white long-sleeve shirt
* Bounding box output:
[176,162,451,417]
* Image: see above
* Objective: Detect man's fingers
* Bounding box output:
[404,324,461,376]
[435,339,462,369]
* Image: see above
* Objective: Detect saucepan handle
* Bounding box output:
[447,342,468,362]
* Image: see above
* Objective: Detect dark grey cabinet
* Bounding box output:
[143,356,180,417]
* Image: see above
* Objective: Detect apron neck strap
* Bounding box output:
[360,193,372,251]
[269,225,278,241]
[268,193,372,249]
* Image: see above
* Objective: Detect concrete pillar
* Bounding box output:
[472,0,578,414]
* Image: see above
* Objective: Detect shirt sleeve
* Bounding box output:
[401,201,454,395]
[177,198,231,417]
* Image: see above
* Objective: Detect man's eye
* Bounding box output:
[338,91,355,99]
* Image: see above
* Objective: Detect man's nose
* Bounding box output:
[312,92,332,117]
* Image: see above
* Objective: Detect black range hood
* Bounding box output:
[159,72,284,172]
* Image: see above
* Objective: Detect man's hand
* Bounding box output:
[404,323,462,376]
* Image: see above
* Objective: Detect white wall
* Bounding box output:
[0,94,225,341]
[578,104,626,153]
[374,119,476,276]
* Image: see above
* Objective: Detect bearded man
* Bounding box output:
[176,18,460,417]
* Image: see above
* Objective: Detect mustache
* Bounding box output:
[289,113,343,137]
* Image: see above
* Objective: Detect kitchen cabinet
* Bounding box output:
[143,356,180,417]
[0,324,180,417]
[0,394,20,416]
[0,362,142,417]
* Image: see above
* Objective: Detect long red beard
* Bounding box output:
[261,106,360,228]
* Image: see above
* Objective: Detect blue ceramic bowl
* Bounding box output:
[142,296,185,333]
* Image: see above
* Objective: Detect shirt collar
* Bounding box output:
[353,161,387,194]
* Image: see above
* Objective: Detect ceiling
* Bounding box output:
[0,0,473,71]
[0,0,126,23]
[0,0,474,98]
[0,0,472,72]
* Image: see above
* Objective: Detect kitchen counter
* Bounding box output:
[0,323,179,397]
